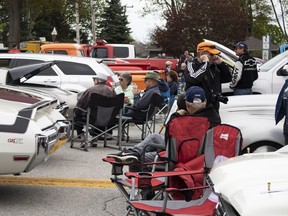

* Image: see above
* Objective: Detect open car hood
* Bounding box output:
[7,61,57,84]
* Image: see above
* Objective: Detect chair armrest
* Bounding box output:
[125,106,148,113]
[125,168,205,179]
[74,106,87,113]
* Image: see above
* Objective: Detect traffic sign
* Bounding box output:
[263,35,270,49]
[262,50,269,61]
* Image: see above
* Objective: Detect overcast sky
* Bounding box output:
[120,0,165,43]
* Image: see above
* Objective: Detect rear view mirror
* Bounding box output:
[278,65,288,76]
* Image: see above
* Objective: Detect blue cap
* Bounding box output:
[234,41,248,50]
[184,86,206,103]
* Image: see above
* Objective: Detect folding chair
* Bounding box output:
[156,89,170,118]
[102,116,210,215]
[122,93,163,141]
[70,93,124,151]
[126,124,243,216]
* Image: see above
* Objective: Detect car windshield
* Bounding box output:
[259,51,288,72]
[98,61,115,75]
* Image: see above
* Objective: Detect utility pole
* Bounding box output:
[75,2,80,44]
[91,0,96,43]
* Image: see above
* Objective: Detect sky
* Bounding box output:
[120,0,165,43]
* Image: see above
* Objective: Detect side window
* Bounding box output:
[0,59,12,68]
[92,48,108,58]
[57,61,96,75]
[53,50,68,55]
[113,47,129,58]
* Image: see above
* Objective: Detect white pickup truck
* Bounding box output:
[206,39,288,95]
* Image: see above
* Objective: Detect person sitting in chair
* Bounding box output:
[123,71,161,120]
[74,76,115,145]
[108,86,221,166]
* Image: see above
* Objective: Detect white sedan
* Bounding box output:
[210,146,288,216]
[0,85,70,175]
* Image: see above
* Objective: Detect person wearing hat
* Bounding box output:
[107,86,220,167]
[74,76,115,144]
[184,41,231,112]
[165,60,173,74]
[229,41,258,95]
[123,71,161,120]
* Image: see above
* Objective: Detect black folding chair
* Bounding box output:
[123,93,163,142]
[70,93,124,151]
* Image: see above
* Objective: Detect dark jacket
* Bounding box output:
[126,84,161,120]
[170,104,221,128]
[230,53,258,89]
[184,58,231,111]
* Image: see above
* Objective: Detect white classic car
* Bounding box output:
[210,146,288,216]
[220,94,284,153]
[0,62,78,120]
[0,85,70,175]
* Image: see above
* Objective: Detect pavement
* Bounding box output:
[0,117,166,216]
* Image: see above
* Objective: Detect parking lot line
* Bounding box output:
[0,176,115,188]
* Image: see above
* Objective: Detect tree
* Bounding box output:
[8,0,21,48]
[97,0,132,43]
[152,0,249,56]
[269,0,288,42]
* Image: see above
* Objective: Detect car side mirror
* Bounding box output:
[278,65,288,76]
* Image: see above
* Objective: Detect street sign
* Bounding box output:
[262,50,269,61]
[263,35,270,49]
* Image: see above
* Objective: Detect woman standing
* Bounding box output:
[115,72,134,105]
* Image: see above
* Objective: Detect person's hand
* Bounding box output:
[124,96,130,104]
[213,55,223,64]
[177,109,187,116]
[132,85,141,94]
[200,54,209,62]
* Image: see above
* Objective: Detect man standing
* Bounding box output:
[184,41,231,111]
[229,41,258,95]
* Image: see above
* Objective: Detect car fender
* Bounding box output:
[221,117,284,150]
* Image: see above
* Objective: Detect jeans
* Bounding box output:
[130,133,165,163]
[234,88,252,95]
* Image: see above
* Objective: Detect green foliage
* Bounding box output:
[152,0,249,56]
[97,0,132,43]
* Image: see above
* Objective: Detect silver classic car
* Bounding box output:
[0,85,70,175]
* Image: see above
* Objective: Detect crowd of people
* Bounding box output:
[74,40,259,157]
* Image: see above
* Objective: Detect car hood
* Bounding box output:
[7,61,57,84]
[209,151,288,216]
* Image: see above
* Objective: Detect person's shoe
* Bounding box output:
[75,134,85,142]
[90,138,98,147]
[107,148,138,164]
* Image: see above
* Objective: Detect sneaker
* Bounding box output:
[107,148,138,164]
[90,138,98,147]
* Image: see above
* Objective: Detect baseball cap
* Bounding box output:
[144,71,158,81]
[184,86,206,103]
[196,42,221,55]
[234,41,248,50]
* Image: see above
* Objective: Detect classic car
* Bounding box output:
[220,94,284,153]
[0,62,78,120]
[0,84,70,175]
[209,145,288,216]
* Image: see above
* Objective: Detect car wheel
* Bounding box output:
[242,142,283,154]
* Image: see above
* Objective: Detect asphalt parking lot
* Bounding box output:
[0,117,166,216]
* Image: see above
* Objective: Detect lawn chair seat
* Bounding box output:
[127,124,243,215]
[123,93,163,141]
[70,93,124,151]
